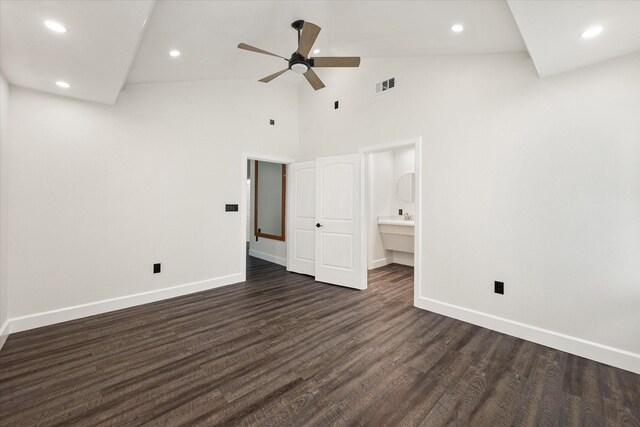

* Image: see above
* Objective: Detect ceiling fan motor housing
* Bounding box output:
[289,52,309,74]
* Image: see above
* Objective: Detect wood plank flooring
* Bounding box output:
[1,255,639,426]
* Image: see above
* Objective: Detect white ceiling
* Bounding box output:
[126,0,526,84]
[0,0,154,104]
[508,0,640,77]
[1,1,638,103]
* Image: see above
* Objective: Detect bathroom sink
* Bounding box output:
[377,216,414,253]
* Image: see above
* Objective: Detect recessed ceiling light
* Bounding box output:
[169,50,181,57]
[451,24,464,33]
[44,20,67,33]
[580,25,603,39]
[55,81,70,88]
[313,48,320,54]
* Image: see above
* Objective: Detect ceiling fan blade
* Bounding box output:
[312,57,361,68]
[238,43,288,61]
[303,68,325,91]
[259,69,289,83]
[296,22,321,57]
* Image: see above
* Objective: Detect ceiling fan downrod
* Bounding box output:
[292,19,305,44]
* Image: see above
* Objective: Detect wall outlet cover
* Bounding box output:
[494,281,504,294]
[153,263,161,274]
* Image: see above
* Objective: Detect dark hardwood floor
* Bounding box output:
[1,255,639,426]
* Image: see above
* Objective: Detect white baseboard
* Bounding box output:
[414,296,640,374]
[248,249,286,267]
[0,319,9,351]
[369,257,391,270]
[8,273,244,334]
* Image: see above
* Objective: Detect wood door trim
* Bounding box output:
[254,161,286,241]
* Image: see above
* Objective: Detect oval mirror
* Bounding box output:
[396,172,415,202]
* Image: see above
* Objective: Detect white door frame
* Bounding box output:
[240,153,294,282]
[358,137,422,302]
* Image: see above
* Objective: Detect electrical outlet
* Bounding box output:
[153,263,161,274]
[269,119,275,125]
[494,281,504,295]
[334,100,339,109]
[225,204,238,212]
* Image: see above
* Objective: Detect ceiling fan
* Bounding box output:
[237,20,360,91]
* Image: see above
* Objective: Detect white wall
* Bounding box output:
[6,79,298,326]
[299,53,640,372]
[3,51,639,372]
[367,151,394,268]
[248,159,287,266]
[367,147,416,269]
[391,146,416,267]
[0,73,9,347]
[393,147,415,215]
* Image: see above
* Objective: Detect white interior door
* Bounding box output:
[315,154,364,289]
[287,161,316,276]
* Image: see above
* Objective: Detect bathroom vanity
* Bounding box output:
[378,216,414,253]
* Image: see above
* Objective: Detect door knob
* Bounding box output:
[316,223,322,228]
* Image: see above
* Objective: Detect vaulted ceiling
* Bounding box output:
[126,0,526,84]
[0,0,155,104]
[1,0,638,104]
[507,0,640,77]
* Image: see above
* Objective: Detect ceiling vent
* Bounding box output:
[375,77,395,94]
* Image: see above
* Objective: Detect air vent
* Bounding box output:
[376,77,396,94]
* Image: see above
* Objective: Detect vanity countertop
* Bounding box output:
[378,216,415,227]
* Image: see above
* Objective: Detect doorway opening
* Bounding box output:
[241,154,293,281]
[360,137,422,304]
[243,144,419,295]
